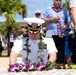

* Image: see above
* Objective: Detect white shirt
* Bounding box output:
[12,37,57,64]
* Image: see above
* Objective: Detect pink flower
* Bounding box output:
[37,62,45,71]
[18,63,26,72]
[9,64,19,72]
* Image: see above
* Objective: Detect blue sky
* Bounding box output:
[0,0,66,22]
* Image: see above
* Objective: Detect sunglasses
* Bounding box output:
[35,13,41,15]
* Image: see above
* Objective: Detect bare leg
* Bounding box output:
[65,56,71,64]
[9,51,18,65]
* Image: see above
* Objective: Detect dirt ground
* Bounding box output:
[0,57,21,68]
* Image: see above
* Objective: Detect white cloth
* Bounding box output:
[12,37,57,64]
[0,37,5,48]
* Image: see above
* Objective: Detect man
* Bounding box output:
[35,10,46,33]
[69,0,76,64]
[41,0,70,64]
[35,10,41,18]
[69,0,76,25]
[9,18,57,72]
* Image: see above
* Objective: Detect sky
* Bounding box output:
[0,0,66,22]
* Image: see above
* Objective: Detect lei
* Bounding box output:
[24,31,47,71]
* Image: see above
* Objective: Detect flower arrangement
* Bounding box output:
[9,61,76,72]
[9,61,64,72]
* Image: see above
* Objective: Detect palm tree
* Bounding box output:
[0,0,27,56]
[62,0,68,9]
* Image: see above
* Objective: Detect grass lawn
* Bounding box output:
[1,50,22,57]
[1,50,8,57]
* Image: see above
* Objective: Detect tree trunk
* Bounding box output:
[6,15,11,57]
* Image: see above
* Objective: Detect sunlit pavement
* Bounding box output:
[0,69,76,75]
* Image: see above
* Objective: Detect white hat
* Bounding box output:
[24,18,45,26]
[24,18,45,34]
[35,10,41,14]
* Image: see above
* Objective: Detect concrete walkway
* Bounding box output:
[0,57,21,68]
[0,68,76,75]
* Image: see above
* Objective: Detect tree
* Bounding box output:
[0,0,27,56]
[62,0,68,9]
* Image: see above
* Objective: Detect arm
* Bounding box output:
[70,8,76,25]
[62,9,72,31]
[69,0,76,25]
[70,21,74,29]
[44,38,57,63]
[41,8,60,24]
[9,39,22,65]
[42,16,60,24]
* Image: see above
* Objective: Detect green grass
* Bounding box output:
[1,50,22,57]
[1,50,8,57]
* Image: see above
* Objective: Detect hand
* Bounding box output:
[70,22,74,29]
[53,16,60,22]
[62,25,67,31]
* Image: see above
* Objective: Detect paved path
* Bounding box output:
[0,57,22,68]
[0,69,76,75]
[0,57,76,75]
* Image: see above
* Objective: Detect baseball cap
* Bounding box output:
[35,10,41,15]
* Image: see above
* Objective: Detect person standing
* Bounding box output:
[41,0,70,64]
[69,0,76,63]
[35,10,46,33]
[35,10,41,18]
[64,25,74,64]
[64,1,74,64]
